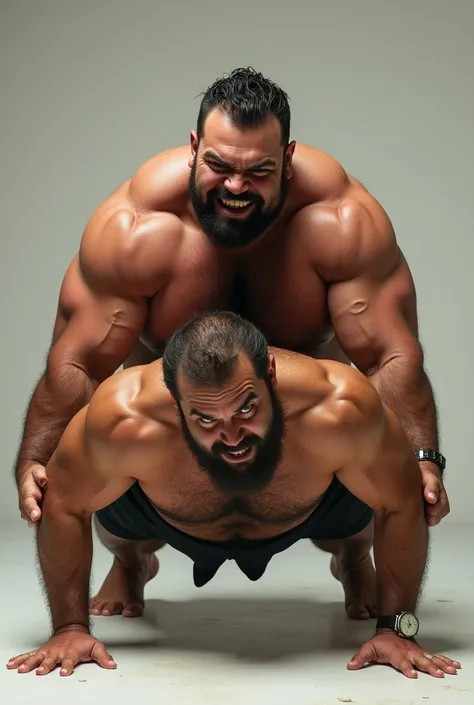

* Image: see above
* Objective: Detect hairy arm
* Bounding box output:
[15,209,149,478]
[14,202,180,521]
[311,188,444,522]
[335,376,428,614]
[37,385,142,634]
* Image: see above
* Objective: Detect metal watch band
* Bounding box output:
[416,449,446,471]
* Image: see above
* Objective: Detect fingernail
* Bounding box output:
[428,493,437,500]
[31,511,38,520]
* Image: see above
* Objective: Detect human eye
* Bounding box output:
[198,416,216,426]
[207,160,228,173]
[238,403,255,415]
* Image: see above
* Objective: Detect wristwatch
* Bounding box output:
[377,612,420,639]
[416,449,446,472]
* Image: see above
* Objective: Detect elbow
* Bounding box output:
[366,338,425,379]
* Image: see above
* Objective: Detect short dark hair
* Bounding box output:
[163,311,269,399]
[197,67,291,146]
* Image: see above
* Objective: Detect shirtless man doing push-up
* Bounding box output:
[7,313,460,679]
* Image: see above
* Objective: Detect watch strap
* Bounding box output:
[376,615,397,631]
[416,449,446,472]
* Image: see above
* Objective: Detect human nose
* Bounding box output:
[219,422,244,446]
[224,172,248,194]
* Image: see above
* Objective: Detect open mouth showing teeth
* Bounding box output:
[222,445,256,463]
[219,198,253,211]
[226,446,251,457]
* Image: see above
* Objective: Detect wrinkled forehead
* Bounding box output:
[200,109,284,165]
[177,355,258,412]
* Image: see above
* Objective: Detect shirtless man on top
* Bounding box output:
[7,312,459,679]
[15,67,447,533]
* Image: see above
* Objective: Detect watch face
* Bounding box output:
[399,612,419,638]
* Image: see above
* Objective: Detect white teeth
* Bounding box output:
[227,446,250,456]
[222,199,251,209]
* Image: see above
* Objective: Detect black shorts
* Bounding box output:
[96,477,373,587]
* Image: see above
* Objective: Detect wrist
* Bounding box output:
[416,449,445,475]
[418,460,442,475]
[376,627,399,636]
[16,459,42,480]
[53,623,90,637]
[375,628,417,644]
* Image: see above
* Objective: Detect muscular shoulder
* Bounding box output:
[78,147,191,297]
[322,361,384,430]
[84,364,170,452]
[292,144,351,203]
[129,145,191,212]
[286,356,385,442]
[291,150,399,281]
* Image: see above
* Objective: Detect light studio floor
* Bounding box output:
[1,521,472,705]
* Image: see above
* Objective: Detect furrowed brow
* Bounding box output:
[204,151,277,171]
[203,151,232,168]
[189,407,215,419]
[248,159,278,170]
[235,392,258,412]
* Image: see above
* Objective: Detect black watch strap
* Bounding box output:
[376,616,396,631]
[416,449,446,471]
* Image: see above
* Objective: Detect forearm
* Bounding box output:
[15,364,95,478]
[369,356,438,451]
[37,492,93,634]
[374,504,428,614]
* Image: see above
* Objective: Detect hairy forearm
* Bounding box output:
[37,492,92,634]
[374,504,429,614]
[369,355,438,451]
[15,364,95,478]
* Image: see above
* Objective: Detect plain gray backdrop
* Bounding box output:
[1,0,473,524]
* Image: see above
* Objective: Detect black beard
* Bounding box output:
[178,381,286,495]
[189,160,288,249]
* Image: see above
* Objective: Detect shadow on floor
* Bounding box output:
[94,596,460,664]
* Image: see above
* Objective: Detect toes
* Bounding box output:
[122,602,144,618]
[347,604,371,620]
[91,601,124,616]
[101,601,123,616]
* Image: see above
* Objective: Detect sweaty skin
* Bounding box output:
[7,353,459,678]
[15,119,446,525]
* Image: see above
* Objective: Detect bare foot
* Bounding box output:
[90,554,159,618]
[330,554,378,620]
